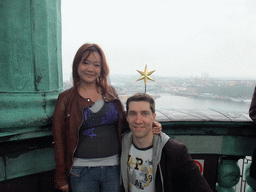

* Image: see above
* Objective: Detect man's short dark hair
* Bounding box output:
[126,93,155,114]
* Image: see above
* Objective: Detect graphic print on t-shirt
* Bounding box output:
[73,101,119,159]
[82,128,96,138]
[128,144,154,191]
[82,102,118,138]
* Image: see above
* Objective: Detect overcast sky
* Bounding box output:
[61,0,256,81]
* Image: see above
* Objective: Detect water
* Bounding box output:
[154,93,251,114]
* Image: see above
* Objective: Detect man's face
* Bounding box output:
[127,101,156,140]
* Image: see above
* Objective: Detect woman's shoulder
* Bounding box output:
[57,87,76,101]
[106,85,119,99]
[107,85,115,92]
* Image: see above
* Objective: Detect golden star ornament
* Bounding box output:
[137,65,155,84]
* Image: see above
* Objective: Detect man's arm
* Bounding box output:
[249,86,256,121]
[161,139,212,192]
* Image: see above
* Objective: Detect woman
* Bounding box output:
[52,43,161,192]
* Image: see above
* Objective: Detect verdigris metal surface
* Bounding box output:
[0,0,61,181]
[157,109,256,157]
[0,0,62,132]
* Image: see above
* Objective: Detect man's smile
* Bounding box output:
[133,126,145,130]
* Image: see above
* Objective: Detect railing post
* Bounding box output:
[216,158,240,192]
[245,162,256,192]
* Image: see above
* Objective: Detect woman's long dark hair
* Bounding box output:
[72,43,110,94]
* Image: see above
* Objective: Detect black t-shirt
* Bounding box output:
[74,101,119,159]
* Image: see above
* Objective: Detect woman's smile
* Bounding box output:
[77,52,101,85]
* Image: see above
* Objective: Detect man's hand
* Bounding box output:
[60,184,69,192]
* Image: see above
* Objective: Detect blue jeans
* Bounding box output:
[70,165,120,192]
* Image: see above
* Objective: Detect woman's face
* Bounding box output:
[77,51,102,85]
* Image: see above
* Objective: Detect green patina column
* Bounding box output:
[0,0,62,137]
[0,0,62,182]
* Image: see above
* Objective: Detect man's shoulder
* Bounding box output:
[163,138,187,153]
[122,130,132,137]
[122,131,133,145]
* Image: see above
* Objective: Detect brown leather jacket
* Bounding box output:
[250,86,256,121]
[52,85,128,189]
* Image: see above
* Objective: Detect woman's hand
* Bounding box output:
[60,184,69,192]
[152,121,162,134]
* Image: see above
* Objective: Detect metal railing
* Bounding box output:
[235,156,252,192]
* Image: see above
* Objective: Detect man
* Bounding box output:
[120,93,212,192]
[249,86,256,179]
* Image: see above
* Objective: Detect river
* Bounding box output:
[153,93,251,114]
